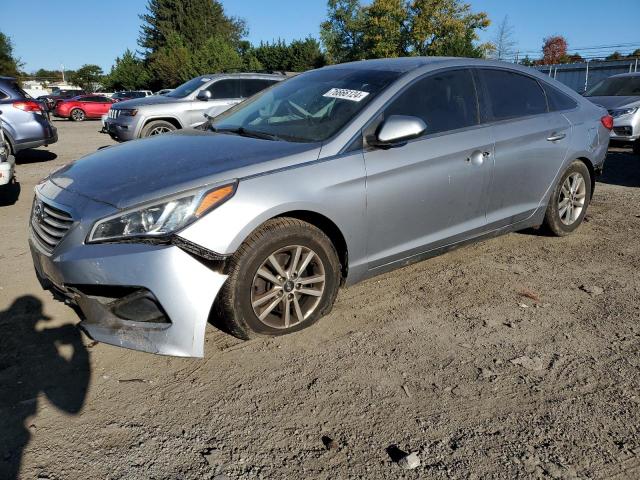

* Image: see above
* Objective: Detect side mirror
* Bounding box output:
[196,90,212,101]
[372,115,427,148]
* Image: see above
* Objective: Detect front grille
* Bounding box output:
[108,108,121,119]
[30,198,74,254]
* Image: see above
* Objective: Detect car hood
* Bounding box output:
[49,130,320,209]
[113,95,183,108]
[585,95,640,110]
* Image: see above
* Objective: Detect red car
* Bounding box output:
[54,95,115,122]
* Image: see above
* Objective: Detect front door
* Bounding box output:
[363,68,494,269]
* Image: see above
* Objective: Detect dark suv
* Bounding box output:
[0,77,58,155]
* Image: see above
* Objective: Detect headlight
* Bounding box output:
[118,109,138,117]
[610,107,638,118]
[87,183,236,243]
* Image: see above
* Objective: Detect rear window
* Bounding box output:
[478,69,547,121]
[543,84,578,111]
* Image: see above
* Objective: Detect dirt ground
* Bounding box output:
[1,119,639,480]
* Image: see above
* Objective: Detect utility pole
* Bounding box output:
[61,64,65,83]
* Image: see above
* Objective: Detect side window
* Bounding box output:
[542,84,578,111]
[385,69,479,135]
[208,80,241,99]
[240,79,278,98]
[0,89,8,100]
[479,69,547,120]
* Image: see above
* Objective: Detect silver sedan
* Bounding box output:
[29,57,611,357]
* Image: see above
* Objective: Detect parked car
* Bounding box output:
[0,110,15,190]
[30,58,610,357]
[155,89,173,95]
[54,95,115,121]
[584,72,640,155]
[103,73,284,141]
[111,90,153,102]
[0,76,57,156]
[39,89,86,111]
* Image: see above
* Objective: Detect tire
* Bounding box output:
[70,108,85,122]
[215,218,341,340]
[633,140,640,156]
[542,160,592,236]
[140,120,177,138]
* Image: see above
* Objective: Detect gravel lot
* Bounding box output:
[1,119,639,479]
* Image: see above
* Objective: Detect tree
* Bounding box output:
[320,0,366,64]
[139,0,245,54]
[407,0,491,58]
[542,35,567,65]
[0,31,22,78]
[606,51,623,61]
[148,32,196,87]
[253,38,325,72]
[320,0,492,63]
[361,0,408,58]
[103,50,150,91]
[68,65,104,92]
[519,55,534,67]
[491,15,516,60]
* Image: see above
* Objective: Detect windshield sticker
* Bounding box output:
[323,88,370,102]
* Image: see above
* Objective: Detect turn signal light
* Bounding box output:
[195,184,236,217]
[601,115,614,130]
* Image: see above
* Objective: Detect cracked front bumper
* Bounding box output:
[30,238,227,357]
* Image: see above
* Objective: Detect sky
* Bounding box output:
[1,0,639,73]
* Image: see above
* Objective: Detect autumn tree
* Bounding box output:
[542,35,568,65]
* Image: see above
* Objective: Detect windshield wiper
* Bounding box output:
[214,126,282,141]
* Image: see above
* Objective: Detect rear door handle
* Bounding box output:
[547,133,567,142]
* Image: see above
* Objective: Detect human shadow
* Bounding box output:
[598,150,640,188]
[0,296,90,479]
[15,149,57,165]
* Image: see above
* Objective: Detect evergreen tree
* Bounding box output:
[0,32,22,77]
[104,50,151,91]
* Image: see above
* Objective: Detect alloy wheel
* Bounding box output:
[250,245,326,329]
[558,172,587,225]
[149,126,172,136]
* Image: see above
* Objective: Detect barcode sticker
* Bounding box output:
[323,88,370,102]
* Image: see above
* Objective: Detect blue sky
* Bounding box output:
[2,0,639,73]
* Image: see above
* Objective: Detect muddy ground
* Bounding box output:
[1,120,639,479]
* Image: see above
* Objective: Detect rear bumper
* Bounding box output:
[30,234,228,358]
[14,126,58,152]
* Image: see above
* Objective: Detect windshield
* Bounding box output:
[211,68,401,143]
[166,77,212,98]
[585,76,640,97]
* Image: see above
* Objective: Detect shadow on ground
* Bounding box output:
[15,149,57,165]
[599,150,640,188]
[0,180,20,206]
[0,296,90,480]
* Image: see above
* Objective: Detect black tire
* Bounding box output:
[542,160,592,237]
[215,218,341,340]
[140,120,177,138]
[69,108,85,122]
[633,140,640,156]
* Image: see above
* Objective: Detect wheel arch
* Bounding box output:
[272,210,349,282]
[141,116,183,133]
[575,156,596,199]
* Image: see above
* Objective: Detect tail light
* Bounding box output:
[601,115,614,130]
[13,101,43,112]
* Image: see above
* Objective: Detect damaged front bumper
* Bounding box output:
[30,237,228,358]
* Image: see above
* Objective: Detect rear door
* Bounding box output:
[79,97,102,117]
[363,68,494,269]
[475,68,572,227]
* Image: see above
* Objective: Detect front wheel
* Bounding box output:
[543,160,592,236]
[140,120,177,138]
[215,218,341,340]
[70,108,85,122]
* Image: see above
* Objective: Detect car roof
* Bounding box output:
[194,72,287,80]
[610,72,640,78]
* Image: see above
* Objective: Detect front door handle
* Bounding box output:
[547,133,567,142]
[466,150,491,166]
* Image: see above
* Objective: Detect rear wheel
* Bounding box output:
[543,160,592,236]
[70,108,85,122]
[215,218,341,340]
[140,120,177,138]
